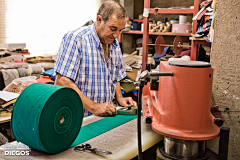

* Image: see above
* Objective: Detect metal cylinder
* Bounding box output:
[164,136,206,159]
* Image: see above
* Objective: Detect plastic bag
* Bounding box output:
[3,76,37,94]
[0,62,28,69]
[36,62,55,70]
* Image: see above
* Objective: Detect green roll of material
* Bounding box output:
[11,83,83,154]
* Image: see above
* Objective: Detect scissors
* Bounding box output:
[74,143,112,154]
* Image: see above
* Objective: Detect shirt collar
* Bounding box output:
[91,23,118,50]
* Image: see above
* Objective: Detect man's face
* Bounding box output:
[97,14,126,44]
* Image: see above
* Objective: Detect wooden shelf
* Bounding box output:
[122,30,191,36]
[148,8,195,15]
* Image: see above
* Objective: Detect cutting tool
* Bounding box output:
[110,105,137,116]
[74,143,112,154]
[116,105,137,115]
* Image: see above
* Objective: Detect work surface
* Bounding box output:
[0,115,163,160]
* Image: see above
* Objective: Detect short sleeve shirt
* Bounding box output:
[54,23,126,104]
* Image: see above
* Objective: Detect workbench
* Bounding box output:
[0,115,163,160]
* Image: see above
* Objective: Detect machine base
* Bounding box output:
[156,141,218,160]
[164,136,206,159]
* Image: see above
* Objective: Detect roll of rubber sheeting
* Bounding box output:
[11,83,83,154]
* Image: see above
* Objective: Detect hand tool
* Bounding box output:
[110,105,137,116]
[117,105,137,115]
[74,143,112,154]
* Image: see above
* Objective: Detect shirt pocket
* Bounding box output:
[109,64,120,83]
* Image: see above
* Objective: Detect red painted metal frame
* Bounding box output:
[192,0,201,34]
[142,0,150,71]
[190,38,211,60]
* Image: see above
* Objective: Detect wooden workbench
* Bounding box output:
[0,115,163,160]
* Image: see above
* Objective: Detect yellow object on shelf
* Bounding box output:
[0,111,11,117]
[131,50,138,55]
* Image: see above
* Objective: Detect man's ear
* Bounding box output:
[96,15,102,26]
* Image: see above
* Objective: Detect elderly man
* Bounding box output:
[54,1,137,117]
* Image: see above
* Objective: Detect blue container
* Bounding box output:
[132,21,141,30]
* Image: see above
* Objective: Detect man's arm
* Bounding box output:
[115,81,137,107]
[55,73,116,116]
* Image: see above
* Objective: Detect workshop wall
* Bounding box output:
[209,0,240,160]
[0,2,6,44]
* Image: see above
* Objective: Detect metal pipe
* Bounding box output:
[139,71,174,81]
[179,45,191,48]
[137,80,145,160]
[148,72,174,77]
[156,44,191,48]
[159,44,174,47]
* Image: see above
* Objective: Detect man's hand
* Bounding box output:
[117,97,137,107]
[92,102,116,117]
[55,73,116,117]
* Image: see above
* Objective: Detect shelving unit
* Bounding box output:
[120,31,191,43]
[141,0,201,70]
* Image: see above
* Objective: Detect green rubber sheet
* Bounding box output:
[70,114,138,147]
[11,83,139,154]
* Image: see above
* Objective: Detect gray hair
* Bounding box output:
[97,1,126,23]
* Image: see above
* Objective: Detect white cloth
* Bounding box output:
[1,69,20,86]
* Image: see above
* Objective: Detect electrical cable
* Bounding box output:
[137,80,144,160]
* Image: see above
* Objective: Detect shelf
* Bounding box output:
[129,0,201,70]
[189,37,206,41]
[122,30,191,36]
[148,8,195,15]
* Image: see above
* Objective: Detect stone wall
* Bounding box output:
[208,0,240,159]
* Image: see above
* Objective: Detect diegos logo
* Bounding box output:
[3,142,31,156]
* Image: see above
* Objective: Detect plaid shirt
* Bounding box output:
[55,24,126,116]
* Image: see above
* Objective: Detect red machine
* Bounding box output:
[137,61,228,160]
